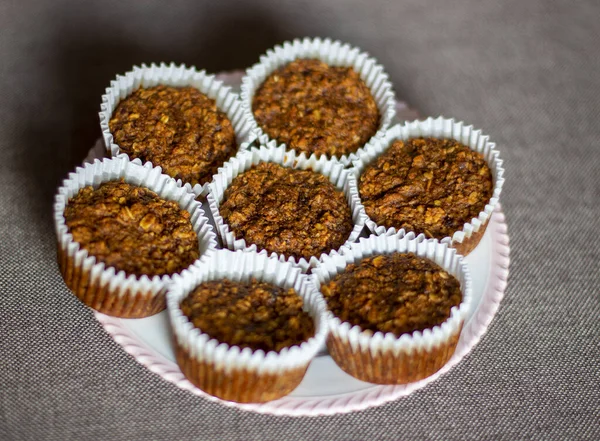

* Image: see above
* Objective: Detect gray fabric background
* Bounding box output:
[1,0,599,440]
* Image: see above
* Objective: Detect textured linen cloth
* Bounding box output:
[1,0,599,440]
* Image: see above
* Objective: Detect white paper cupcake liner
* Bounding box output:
[353,117,505,251]
[240,37,396,166]
[206,141,369,272]
[53,156,217,317]
[99,62,255,196]
[167,249,328,402]
[311,235,472,384]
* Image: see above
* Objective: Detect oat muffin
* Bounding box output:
[180,278,315,353]
[317,243,468,385]
[359,137,493,242]
[109,85,237,186]
[169,251,328,403]
[64,180,199,277]
[321,252,462,337]
[252,59,379,157]
[219,162,354,261]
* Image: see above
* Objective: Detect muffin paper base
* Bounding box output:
[167,249,329,403]
[312,235,473,385]
[353,117,504,256]
[99,62,255,197]
[241,37,396,166]
[453,220,489,256]
[207,142,369,272]
[327,324,462,384]
[53,156,217,318]
[174,341,309,403]
[57,247,166,318]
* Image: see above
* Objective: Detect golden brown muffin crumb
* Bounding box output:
[220,162,354,261]
[252,59,379,157]
[321,253,462,336]
[359,138,493,239]
[64,180,199,277]
[109,85,237,186]
[180,278,315,353]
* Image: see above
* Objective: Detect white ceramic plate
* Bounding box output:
[89,72,510,416]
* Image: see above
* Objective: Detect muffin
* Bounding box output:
[54,157,217,318]
[219,162,353,261]
[252,59,379,158]
[180,278,315,353]
[322,253,462,337]
[100,63,254,195]
[168,250,328,403]
[209,143,367,271]
[312,235,472,385]
[241,38,396,164]
[109,85,236,186]
[64,180,199,277]
[355,118,504,255]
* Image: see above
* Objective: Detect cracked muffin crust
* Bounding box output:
[64,180,199,277]
[219,162,354,261]
[321,252,462,336]
[359,137,494,239]
[109,85,237,186]
[180,278,315,353]
[252,59,379,157]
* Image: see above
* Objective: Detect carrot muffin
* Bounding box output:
[64,180,199,277]
[252,59,379,157]
[321,252,462,337]
[219,162,354,261]
[180,278,315,353]
[109,85,237,186]
[359,137,494,241]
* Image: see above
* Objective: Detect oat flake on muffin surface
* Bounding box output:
[252,59,379,157]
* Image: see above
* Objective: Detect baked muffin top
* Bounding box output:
[180,278,315,353]
[321,252,462,336]
[109,85,237,186]
[219,162,354,261]
[359,137,494,239]
[252,59,379,157]
[64,180,199,277]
